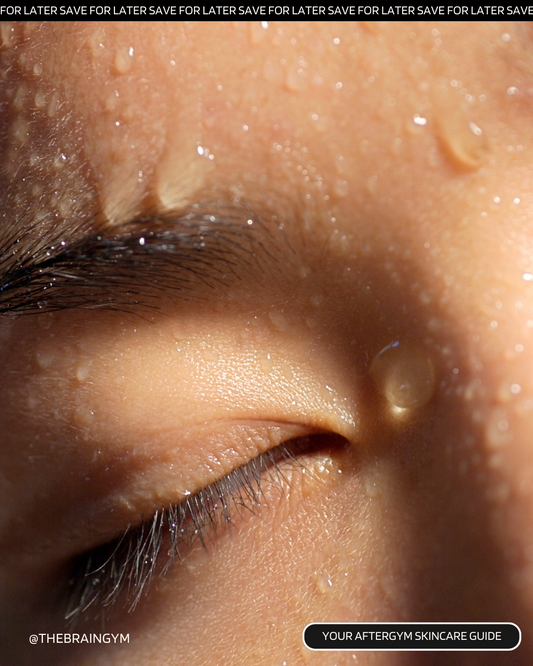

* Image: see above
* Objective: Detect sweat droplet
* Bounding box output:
[113,46,134,74]
[436,115,488,171]
[36,350,53,369]
[0,22,15,49]
[76,360,92,382]
[285,64,306,91]
[334,178,348,198]
[370,341,435,409]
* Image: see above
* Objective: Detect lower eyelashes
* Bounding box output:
[65,434,344,624]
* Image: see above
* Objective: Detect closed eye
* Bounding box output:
[65,432,347,624]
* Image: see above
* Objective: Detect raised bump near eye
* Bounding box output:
[369,341,435,410]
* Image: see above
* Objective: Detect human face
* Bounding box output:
[1,20,532,665]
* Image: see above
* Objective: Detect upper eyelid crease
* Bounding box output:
[0,199,291,316]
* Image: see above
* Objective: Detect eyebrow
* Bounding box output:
[0,197,291,316]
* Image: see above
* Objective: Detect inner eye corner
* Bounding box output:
[283,430,350,457]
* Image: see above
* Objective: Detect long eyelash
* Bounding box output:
[64,441,307,624]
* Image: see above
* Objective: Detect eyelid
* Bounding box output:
[2,298,359,568]
[0,422,313,571]
[65,433,347,622]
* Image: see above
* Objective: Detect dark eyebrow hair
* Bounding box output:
[0,198,290,316]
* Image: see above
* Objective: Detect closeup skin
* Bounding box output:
[1,18,533,666]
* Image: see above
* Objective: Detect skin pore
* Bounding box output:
[1,19,533,665]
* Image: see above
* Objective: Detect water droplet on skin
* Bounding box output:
[18,51,28,70]
[37,313,54,330]
[313,571,334,594]
[370,341,436,409]
[12,83,28,111]
[269,310,288,332]
[380,573,397,599]
[366,175,378,195]
[11,117,29,145]
[53,153,68,170]
[22,22,38,38]
[280,363,295,382]
[260,353,273,373]
[334,179,348,198]
[73,404,96,430]
[105,90,120,112]
[329,229,350,254]
[335,154,346,175]
[486,407,513,448]
[263,60,277,81]
[239,327,252,343]
[88,29,106,59]
[27,394,39,410]
[172,326,187,342]
[76,361,92,382]
[114,46,134,74]
[202,348,219,363]
[389,137,402,157]
[36,350,53,369]
[0,22,15,49]
[310,293,324,308]
[34,91,46,108]
[364,475,379,498]
[436,115,488,171]
[488,453,505,470]
[285,65,307,92]
[156,139,211,212]
[48,92,59,118]
[57,196,75,219]
[248,21,269,46]
[311,114,328,133]
[121,104,136,123]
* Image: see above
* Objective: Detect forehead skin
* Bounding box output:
[2,19,533,666]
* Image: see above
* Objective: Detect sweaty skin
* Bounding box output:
[1,20,533,666]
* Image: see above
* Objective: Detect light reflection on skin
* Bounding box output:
[1,19,533,665]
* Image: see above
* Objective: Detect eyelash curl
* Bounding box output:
[65,437,328,624]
